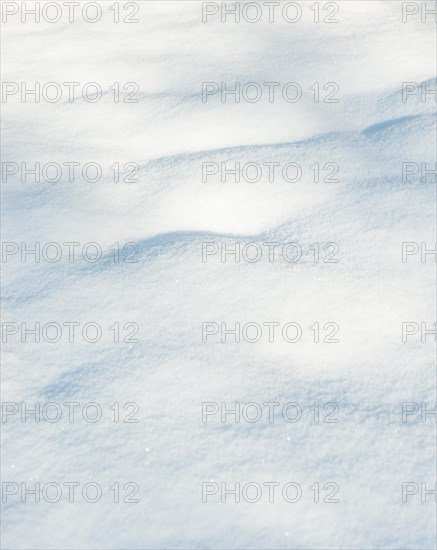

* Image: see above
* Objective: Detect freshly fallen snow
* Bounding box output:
[1,1,436,549]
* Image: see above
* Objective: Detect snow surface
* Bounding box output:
[1,1,436,548]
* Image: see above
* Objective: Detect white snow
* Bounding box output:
[1,1,436,548]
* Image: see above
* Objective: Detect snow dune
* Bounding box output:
[1,1,436,548]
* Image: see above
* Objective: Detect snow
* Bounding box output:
[1,1,436,548]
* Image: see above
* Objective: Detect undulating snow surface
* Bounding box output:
[1,1,436,548]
